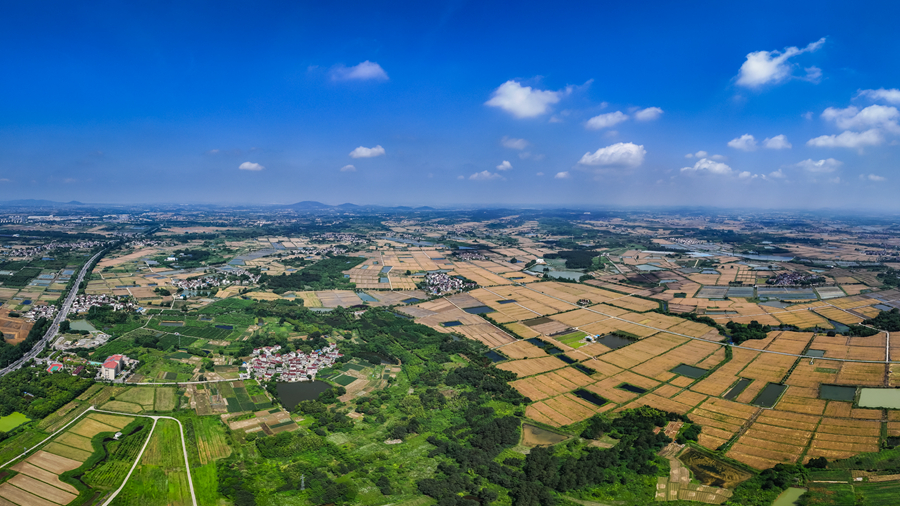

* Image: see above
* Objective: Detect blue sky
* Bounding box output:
[2,1,900,209]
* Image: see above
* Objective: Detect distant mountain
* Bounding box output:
[0,199,84,207]
[285,201,332,210]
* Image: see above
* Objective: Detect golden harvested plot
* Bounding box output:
[727,443,795,469]
[739,353,797,384]
[529,401,576,427]
[542,394,600,424]
[837,362,886,386]
[26,450,82,474]
[497,356,568,377]
[550,309,608,327]
[55,432,94,452]
[691,348,760,396]
[10,461,78,494]
[8,474,77,504]
[44,442,91,462]
[154,387,177,411]
[771,309,831,329]
[818,417,881,436]
[666,320,720,338]
[631,339,721,381]
[504,322,540,339]
[813,306,863,325]
[775,395,826,416]
[0,482,60,506]
[764,332,814,354]
[88,413,134,429]
[619,311,684,330]
[600,332,688,370]
[743,423,813,448]
[497,340,546,359]
[756,410,820,432]
[69,417,121,439]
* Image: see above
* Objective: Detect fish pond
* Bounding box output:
[753,383,787,408]
[573,389,607,407]
[484,350,507,363]
[819,384,856,401]
[521,424,568,447]
[596,334,635,350]
[723,378,752,400]
[671,364,708,379]
[276,381,331,411]
[858,388,900,409]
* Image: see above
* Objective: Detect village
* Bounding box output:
[244,343,342,382]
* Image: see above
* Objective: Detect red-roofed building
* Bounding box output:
[101,354,127,380]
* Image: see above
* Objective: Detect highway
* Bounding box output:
[0,249,105,376]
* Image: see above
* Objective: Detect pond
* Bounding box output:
[858,388,900,409]
[671,364,708,379]
[497,299,517,304]
[70,320,98,332]
[557,355,575,364]
[160,321,184,327]
[276,381,331,411]
[723,378,752,400]
[573,364,596,375]
[522,424,568,447]
[874,304,894,311]
[463,306,494,315]
[679,448,753,488]
[596,334,634,350]
[526,338,548,348]
[753,383,787,408]
[357,292,378,302]
[819,384,856,401]
[771,487,807,506]
[484,350,507,363]
[442,321,463,327]
[215,325,233,330]
[805,349,826,357]
[617,383,647,394]
[573,389,607,407]
[402,298,421,304]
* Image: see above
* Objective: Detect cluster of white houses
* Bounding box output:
[245,344,342,382]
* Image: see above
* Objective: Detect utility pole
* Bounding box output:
[301,475,305,491]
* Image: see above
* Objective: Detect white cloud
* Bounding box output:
[585,111,628,130]
[340,164,356,172]
[794,158,843,173]
[680,158,734,176]
[239,162,264,171]
[469,170,503,181]
[457,175,464,180]
[684,153,693,159]
[858,88,900,105]
[554,171,570,179]
[349,145,386,158]
[709,154,727,161]
[207,149,220,155]
[807,129,884,148]
[769,169,786,178]
[802,111,814,120]
[695,150,708,158]
[863,173,887,181]
[485,80,565,118]
[736,38,826,88]
[738,171,753,179]
[330,60,389,81]
[501,137,529,150]
[763,134,792,149]
[518,152,531,159]
[536,172,544,176]
[728,134,758,151]
[578,142,646,168]
[496,160,513,171]
[821,105,900,133]
[634,107,664,121]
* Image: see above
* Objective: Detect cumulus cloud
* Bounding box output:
[807,129,884,148]
[536,172,544,176]
[858,88,900,105]
[496,160,513,171]
[794,158,843,173]
[763,135,792,149]
[821,105,900,133]
[585,111,628,130]
[769,169,786,178]
[710,154,727,161]
[634,107,664,121]
[578,142,646,168]
[736,38,826,88]
[680,158,734,176]
[239,162,264,171]
[863,174,887,181]
[554,171,570,179]
[330,60,389,81]
[340,164,356,172]
[738,171,754,179]
[685,150,709,159]
[501,136,529,150]
[485,80,566,118]
[728,134,758,151]
[469,170,503,181]
[349,145,386,158]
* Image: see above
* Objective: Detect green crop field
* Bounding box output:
[84,421,153,489]
[555,331,587,348]
[333,374,358,386]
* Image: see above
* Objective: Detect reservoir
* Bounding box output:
[596,334,634,350]
[276,381,331,411]
[819,384,856,401]
[671,364,708,379]
[858,388,900,409]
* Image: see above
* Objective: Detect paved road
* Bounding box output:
[0,249,105,376]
